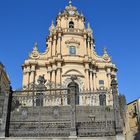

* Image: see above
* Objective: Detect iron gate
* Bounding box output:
[8,75,119,137]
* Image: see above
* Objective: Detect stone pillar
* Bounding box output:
[85,65,90,90]
[107,68,111,89]
[48,37,52,58]
[57,33,61,57]
[52,35,56,56]
[89,70,93,91]
[52,65,56,86]
[56,62,61,86]
[51,71,55,82]
[90,39,94,56]
[84,35,88,56]
[93,70,96,90]
[69,82,77,137]
[87,37,91,57]
[26,66,30,87]
[56,68,61,86]
[22,67,27,87]
[29,65,36,84]
[111,77,123,135]
[47,65,51,82]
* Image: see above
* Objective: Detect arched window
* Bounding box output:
[99,94,106,106]
[67,82,79,105]
[69,21,74,28]
[69,46,76,55]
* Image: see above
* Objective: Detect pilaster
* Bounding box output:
[22,67,27,87]
[107,68,111,89]
[52,64,56,85]
[26,66,30,87]
[48,37,53,58]
[29,65,36,84]
[84,34,88,56]
[87,37,91,57]
[89,70,93,91]
[85,64,90,90]
[56,62,62,86]
[93,70,97,91]
[52,35,57,56]
[57,33,62,57]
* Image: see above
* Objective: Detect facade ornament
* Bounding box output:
[49,20,56,33]
[87,22,93,34]
[70,75,77,82]
[29,42,40,59]
[102,47,111,63]
[69,0,72,6]
[65,38,80,45]
[80,11,84,17]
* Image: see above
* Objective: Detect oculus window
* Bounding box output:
[69,46,76,55]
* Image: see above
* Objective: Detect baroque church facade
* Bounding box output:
[0,1,126,140]
[22,1,117,106]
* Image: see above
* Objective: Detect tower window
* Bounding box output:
[99,80,104,85]
[69,46,76,55]
[69,21,74,28]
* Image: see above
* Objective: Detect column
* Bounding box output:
[89,70,93,91]
[26,66,30,87]
[47,65,51,82]
[48,37,52,58]
[52,64,56,86]
[85,65,90,90]
[56,62,61,86]
[22,67,27,87]
[90,39,94,56]
[52,36,56,56]
[87,37,91,57]
[84,35,88,56]
[57,33,61,57]
[107,68,111,89]
[30,65,36,84]
[93,70,96,91]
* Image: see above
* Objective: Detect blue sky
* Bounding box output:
[0,0,140,103]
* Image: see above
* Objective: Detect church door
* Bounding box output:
[67,82,79,105]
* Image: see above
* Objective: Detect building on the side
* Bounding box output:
[0,62,10,137]
[125,98,140,140]
[0,62,10,94]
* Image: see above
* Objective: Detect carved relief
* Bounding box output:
[29,43,40,59]
[65,38,80,45]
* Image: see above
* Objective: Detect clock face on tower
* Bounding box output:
[69,10,75,15]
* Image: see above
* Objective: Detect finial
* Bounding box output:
[103,47,107,54]
[33,42,38,51]
[51,20,54,26]
[69,0,72,5]
[88,22,91,29]
[80,11,84,17]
